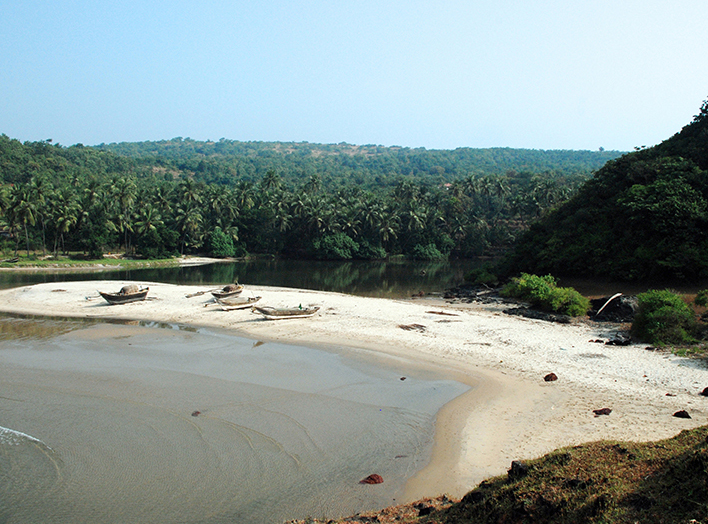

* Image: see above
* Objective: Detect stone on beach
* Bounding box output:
[360,474,383,484]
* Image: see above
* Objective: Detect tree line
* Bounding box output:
[0,134,611,261]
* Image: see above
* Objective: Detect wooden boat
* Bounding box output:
[99,284,149,305]
[211,284,244,299]
[216,295,261,311]
[252,305,320,320]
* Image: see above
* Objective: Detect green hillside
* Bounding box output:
[502,99,708,281]
[96,139,621,189]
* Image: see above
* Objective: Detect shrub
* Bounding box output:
[632,289,696,345]
[207,227,235,258]
[411,243,445,261]
[695,289,708,307]
[465,266,499,286]
[312,233,358,260]
[501,273,590,317]
[356,240,387,260]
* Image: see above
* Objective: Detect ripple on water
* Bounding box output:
[0,321,469,524]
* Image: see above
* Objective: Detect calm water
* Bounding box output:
[0,258,480,297]
[0,311,469,523]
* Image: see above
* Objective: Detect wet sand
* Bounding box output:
[1,280,707,502]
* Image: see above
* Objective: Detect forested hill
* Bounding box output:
[502,98,708,281]
[0,133,622,262]
[96,139,622,189]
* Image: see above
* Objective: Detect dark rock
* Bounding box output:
[700,387,708,397]
[605,335,632,346]
[590,295,638,322]
[508,460,529,479]
[400,377,406,381]
[593,408,612,416]
[673,410,692,419]
[544,373,558,382]
[359,474,383,484]
[504,307,571,324]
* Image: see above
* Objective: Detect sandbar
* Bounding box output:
[0,280,706,501]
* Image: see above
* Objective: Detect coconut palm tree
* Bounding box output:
[8,185,38,256]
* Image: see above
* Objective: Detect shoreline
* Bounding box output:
[0,280,707,503]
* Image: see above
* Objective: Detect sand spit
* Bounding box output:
[0,280,706,501]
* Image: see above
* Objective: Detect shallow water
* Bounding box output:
[0,318,469,524]
[0,258,481,298]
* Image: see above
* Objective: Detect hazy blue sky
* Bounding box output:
[2,1,707,151]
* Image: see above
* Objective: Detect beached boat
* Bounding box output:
[216,295,261,311]
[211,284,244,299]
[99,285,149,305]
[252,305,320,320]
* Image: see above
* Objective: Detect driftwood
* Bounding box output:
[398,323,427,332]
[426,310,460,317]
[185,288,221,298]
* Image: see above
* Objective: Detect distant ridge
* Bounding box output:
[96,139,623,188]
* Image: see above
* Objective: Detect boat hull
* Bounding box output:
[99,289,149,305]
[216,296,261,311]
[211,285,244,299]
[252,306,320,319]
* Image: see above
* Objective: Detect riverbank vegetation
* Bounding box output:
[0,135,619,262]
[500,273,590,317]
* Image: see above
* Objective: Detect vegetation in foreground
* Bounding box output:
[292,426,708,524]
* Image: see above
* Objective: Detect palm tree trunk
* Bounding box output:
[24,222,30,257]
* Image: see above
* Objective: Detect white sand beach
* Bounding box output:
[1,280,706,502]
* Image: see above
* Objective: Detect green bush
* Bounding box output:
[632,289,696,345]
[207,227,235,258]
[312,233,358,260]
[411,243,445,261]
[356,240,387,260]
[501,273,590,317]
[465,266,499,286]
[695,289,708,307]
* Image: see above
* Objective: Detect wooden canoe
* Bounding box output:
[211,284,244,299]
[216,295,261,311]
[99,286,149,305]
[252,305,320,320]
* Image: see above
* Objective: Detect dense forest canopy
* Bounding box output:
[0,133,622,261]
[502,98,708,281]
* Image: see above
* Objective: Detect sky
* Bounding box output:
[2,1,707,152]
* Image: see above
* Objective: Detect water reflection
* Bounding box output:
[0,259,481,298]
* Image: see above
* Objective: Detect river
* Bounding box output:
[0,260,473,523]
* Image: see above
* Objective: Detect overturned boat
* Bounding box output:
[252,305,320,320]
